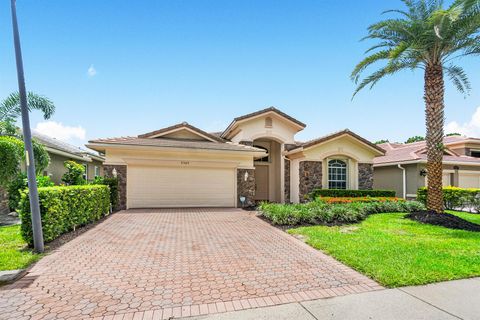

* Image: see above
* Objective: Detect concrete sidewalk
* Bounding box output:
[189,278,480,320]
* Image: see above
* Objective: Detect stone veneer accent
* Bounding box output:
[104,165,127,211]
[299,161,323,202]
[358,163,374,190]
[237,168,255,208]
[284,159,290,203]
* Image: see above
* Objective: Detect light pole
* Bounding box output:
[11,0,44,253]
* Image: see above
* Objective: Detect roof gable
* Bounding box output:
[221,107,306,139]
[138,122,224,143]
[288,129,385,156]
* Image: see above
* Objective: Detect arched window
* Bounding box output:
[253,145,270,162]
[328,159,347,189]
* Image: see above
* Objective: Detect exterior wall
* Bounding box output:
[373,166,404,197]
[358,163,373,190]
[284,159,290,203]
[43,153,104,184]
[44,153,70,184]
[104,165,127,211]
[237,169,255,208]
[105,148,254,169]
[298,161,322,203]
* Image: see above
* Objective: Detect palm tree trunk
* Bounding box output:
[424,63,445,213]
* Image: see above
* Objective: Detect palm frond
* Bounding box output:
[445,65,471,95]
[0,92,55,121]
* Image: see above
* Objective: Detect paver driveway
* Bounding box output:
[0,208,381,319]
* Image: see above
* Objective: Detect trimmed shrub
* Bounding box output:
[7,174,54,211]
[318,197,403,204]
[18,185,110,245]
[309,189,396,199]
[61,160,86,185]
[417,187,480,211]
[259,199,425,226]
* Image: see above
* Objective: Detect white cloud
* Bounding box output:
[87,64,97,77]
[445,106,480,137]
[34,121,86,142]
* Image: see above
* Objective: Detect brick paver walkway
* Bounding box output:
[0,209,381,319]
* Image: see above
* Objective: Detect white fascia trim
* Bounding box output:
[45,147,92,162]
[88,143,266,157]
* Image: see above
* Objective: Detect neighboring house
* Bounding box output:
[33,133,105,184]
[87,107,384,209]
[374,135,480,199]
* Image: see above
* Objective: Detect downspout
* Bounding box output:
[398,164,406,199]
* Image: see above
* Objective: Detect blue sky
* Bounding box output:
[0,0,479,147]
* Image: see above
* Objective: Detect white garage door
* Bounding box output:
[127,165,236,208]
[459,172,480,189]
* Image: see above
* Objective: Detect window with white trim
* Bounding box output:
[328,159,347,189]
[94,166,100,177]
[83,164,88,180]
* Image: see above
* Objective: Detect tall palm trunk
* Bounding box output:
[424,63,445,213]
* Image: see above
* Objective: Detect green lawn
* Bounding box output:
[289,212,480,287]
[0,225,40,271]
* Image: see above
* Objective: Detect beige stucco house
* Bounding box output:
[33,133,104,184]
[374,136,480,199]
[87,107,384,209]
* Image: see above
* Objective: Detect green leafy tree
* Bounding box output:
[0,136,50,186]
[445,132,462,136]
[405,136,425,143]
[61,160,86,185]
[351,0,480,213]
[1,92,55,122]
[375,139,390,144]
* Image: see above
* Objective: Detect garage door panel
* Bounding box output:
[459,173,480,189]
[127,165,236,208]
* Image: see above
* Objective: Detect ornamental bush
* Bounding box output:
[61,160,85,185]
[259,198,425,226]
[318,197,403,204]
[309,189,396,199]
[18,185,110,245]
[7,173,54,211]
[417,187,480,211]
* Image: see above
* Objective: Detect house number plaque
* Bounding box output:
[181,161,190,165]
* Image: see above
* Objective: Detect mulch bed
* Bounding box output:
[405,211,480,232]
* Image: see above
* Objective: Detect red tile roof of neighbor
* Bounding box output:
[374,136,480,166]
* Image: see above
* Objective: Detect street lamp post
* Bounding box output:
[11,0,44,253]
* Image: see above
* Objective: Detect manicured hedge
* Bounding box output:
[18,185,110,245]
[260,199,425,226]
[318,197,403,204]
[309,189,396,199]
[417,186,480,212]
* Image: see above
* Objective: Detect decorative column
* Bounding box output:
[237,168,255,208]
[299,161,323,202]
[104,165,127,211]
[358,163,374,190]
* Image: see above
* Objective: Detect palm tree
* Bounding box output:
[1,92,55,122]
[352,0,480,213]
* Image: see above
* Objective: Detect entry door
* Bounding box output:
[255,166,269,201]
